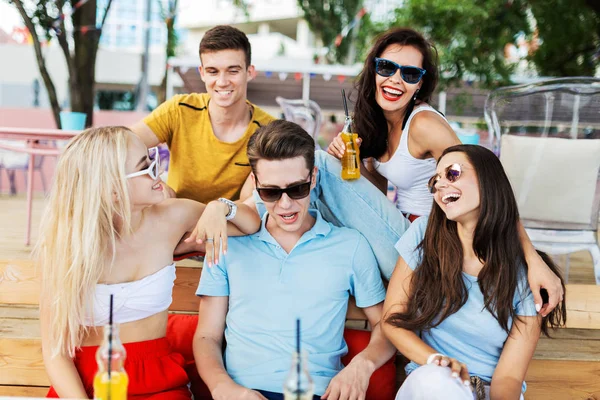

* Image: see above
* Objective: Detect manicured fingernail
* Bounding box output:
[215,259,219,265]
[535,303,541,312]
[463,380,471,387]
[434,360,440,365]
[452,372,459,378]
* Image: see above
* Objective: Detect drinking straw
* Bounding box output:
[341,89,349,118]
[341,89,358,168]
[296,318,300,400]
[108,294,113,400]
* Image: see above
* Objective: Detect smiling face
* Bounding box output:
[375,44,424,114]
[199,49,254,109]
[125,134,164,209]
[254,156,317,234]
[433,152,480,225]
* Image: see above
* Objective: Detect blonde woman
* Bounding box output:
[37,126,261,399]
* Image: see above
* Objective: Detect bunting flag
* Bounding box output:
[322,73,332,81]
[335,7,367,47]
[278,72,288,81]
[294,72,303,81]
[337,75,346,84]
[52,0,92,30]
[310,73,316,78]
[265,71,273,78]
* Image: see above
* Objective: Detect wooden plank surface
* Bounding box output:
[0,260,39,305]
[4,256,599,327]
[525,360,600,400]
[566,285,600,330]
[0,338,47,386]
[0,385,49,397]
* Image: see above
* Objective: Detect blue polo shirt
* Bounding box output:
[197,209,386,396]
[395,217,537,393]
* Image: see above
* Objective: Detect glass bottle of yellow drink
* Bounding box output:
[340,116,360,180]
[283,351,314,400]
[93,323,128,400]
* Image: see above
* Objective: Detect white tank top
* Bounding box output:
[83,263,176,326]
[373,106,444,216]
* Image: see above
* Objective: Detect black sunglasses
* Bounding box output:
[374,58,426,84]
[427,163,463,194]
[255,173,312,202]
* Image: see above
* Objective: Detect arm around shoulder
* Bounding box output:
[130,95,182,148]
[129,120,161,148]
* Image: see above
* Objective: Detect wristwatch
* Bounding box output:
[218,198,237,221]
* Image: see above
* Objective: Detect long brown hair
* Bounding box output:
[386,145,566,336]
[353,27,439,159]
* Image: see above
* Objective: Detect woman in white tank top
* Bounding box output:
[327,28,459,219]
[38,126,261,399]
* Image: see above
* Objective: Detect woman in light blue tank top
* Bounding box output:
[380,145,566,400]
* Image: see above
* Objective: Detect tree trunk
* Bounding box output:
[71,0,99,127]
[12,0,62,128]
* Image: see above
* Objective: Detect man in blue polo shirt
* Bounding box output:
[193,120,396,400]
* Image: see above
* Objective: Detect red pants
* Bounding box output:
[47,337,191,399]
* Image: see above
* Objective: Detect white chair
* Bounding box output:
[275,97,323,149]
[484,77,600,284]
[0,140,48,195]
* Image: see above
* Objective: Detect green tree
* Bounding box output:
[6,0,114,128]
[298,0,364,64]
[389,0,531,89]
[528,0,600,77]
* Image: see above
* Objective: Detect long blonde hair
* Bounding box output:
[36,126,134,357]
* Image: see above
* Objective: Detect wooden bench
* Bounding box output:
[2,259,600,398]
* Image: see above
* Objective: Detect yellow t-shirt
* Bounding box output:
[144,93,275,203]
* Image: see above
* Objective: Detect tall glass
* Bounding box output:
[283,351,314,400]
[340,116,361,180]
[93,324,128,400]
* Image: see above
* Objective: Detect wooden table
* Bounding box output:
[0,127,79,245]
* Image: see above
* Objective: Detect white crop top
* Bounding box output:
[83,263,176,327]
[373,106,445,217]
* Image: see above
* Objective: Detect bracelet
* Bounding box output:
[426,353,445,365]
[218,198,237,221]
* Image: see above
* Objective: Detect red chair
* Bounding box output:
[167,315,397,400]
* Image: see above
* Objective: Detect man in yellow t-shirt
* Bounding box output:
[130,25,275,204]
